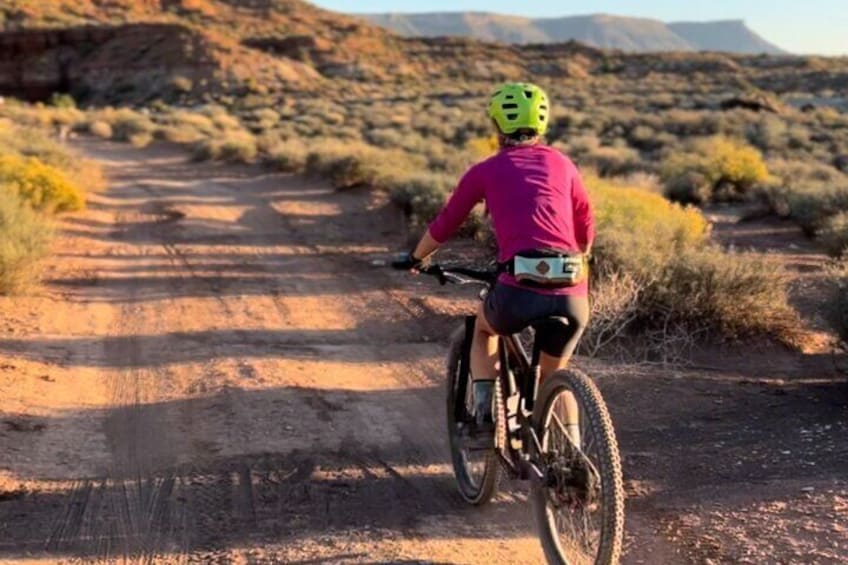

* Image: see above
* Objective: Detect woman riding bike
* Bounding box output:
[394,82,594,441]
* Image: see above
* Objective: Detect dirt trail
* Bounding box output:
[0,140,846,564]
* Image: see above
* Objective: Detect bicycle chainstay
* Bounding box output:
[493,377,532,477]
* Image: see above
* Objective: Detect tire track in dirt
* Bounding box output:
[0,139,546,564]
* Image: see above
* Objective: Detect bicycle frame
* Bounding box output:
[455,314,547,482]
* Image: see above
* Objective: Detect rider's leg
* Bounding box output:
[538,295,590,446]
[470,302,498,424]
[471,301,498,381]
[540,351,581,444]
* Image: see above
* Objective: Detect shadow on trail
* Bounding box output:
[0,371,845,561]
[0,322,456,367]
[0,384,531,562]
[604,365,848,509]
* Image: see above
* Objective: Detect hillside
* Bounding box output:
[0,0,838,108]
[668,20,786,54]
[361,11,787,54]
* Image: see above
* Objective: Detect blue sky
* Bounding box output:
[312,0,847,55]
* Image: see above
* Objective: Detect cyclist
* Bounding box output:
[394,82,594,438]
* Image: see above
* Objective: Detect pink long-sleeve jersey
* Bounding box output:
[428,144,594,296]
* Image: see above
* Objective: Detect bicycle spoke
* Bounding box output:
[533,371,624,565]
[542,388,604,563]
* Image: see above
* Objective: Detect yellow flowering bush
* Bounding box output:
[464,135,499,159]
[0,154,85,213]
[0,189,52,294]
[587,173,796,344]
[662,136,770,203]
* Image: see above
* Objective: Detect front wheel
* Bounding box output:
[446,326,500,505]
[531,369,624,565]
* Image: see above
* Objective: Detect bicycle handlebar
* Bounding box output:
[419,264,498,286]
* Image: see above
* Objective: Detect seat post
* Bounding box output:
[523,341,543,413]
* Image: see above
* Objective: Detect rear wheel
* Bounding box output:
[531,369,624,565]
[446,326,500,505]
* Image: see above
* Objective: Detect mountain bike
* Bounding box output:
[418,263,624,565]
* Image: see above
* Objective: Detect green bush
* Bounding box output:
[0,189,52,294]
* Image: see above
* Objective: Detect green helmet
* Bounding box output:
[488,82,550,136]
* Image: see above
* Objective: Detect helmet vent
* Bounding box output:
[524,90,533,98]
[501,103,519,109]
[506,113,519,120]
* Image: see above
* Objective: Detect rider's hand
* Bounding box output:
[391,252,423,271]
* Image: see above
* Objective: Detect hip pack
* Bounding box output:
[501,249,588,288]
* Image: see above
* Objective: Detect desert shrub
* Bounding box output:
[88,120,113,139]
[663,110,718,137]
[818,212,848,256]
[219,133,257,162]
[155,110,218,145]
[583,145,643,176]
[768,158,846,187]
[646,247,797,341]
[128,131,154,148]
[251,107,280,131]
[588,174,797,346]
[210,110,241,130]
[108,109,156,142]
[627,125,666,151]
[193,131,257,163]
[464,135,499,159]
[0,122,105,194]
[787,124,812,150]
[48,93,76,109]
[591,176,709,273]
[366,127,406,149]
[170,75,193,93]
[661,136,770,203]
[158,125,206,144]
[0,189,52,294]
[388,172,453,227]
[305,142,425,189]
[561,133,601,158]
[264,139,309,173]
[826,262,848,341]
[581,272,643,356]
[781,185,848,237]
[747,115,788,152]
[0,154,85,213]
[161,110,216,135]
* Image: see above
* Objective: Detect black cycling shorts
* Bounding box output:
[483,282,590,358]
